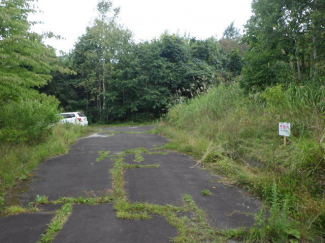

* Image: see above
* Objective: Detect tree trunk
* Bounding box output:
[102,59,106,112]
[295,40,301,82]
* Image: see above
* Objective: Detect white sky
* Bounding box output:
[30,0,253,54]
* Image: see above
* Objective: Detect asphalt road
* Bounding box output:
[0,126,261,243]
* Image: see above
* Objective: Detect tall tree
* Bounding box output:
[0,0,69,143]
[222,22,241,40]
[241,0,325,90]
[219,23,246,80]
[0,0,65,104]
[72,0,133,122]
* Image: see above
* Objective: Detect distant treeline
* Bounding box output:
[40,18,244,123]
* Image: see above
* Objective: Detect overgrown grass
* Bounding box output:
[0,124,93,211]
[156,83,325,242]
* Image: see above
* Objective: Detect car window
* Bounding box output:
[61,114,75,118]
[77,112,86,117]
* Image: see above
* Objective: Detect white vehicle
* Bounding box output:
[60,112,88,126]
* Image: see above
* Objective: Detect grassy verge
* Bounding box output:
[155,83,325,242]
[0,124,93,211]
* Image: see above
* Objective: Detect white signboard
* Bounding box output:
[279,122,290,137]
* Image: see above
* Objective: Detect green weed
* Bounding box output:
[4,205,39,215]
[96,151,111,162]
[123,164,160,169]
[37,203,72,243]
[35,195,49,204]
[123,147,167,163]
[201,189,211,196]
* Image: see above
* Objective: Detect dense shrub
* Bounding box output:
[0,94,60,144]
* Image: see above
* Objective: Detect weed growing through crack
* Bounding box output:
[123,164,160,169]
[37,203,72,243]
[35,195,49,204]
[96,151,111,162]
[201,189,211,196]
[135,152,144,162]
[124,147,168,162]
[32,195,114,206]
[4,205,39,215]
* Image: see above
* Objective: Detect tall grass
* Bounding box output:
[157,82,325,242]
[0,124,93,210]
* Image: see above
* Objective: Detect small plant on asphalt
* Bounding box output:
[35,195,49,204]
[201,189,211,196]
[96,151,111,162]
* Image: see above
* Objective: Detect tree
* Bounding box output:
[0,0,70,143]
[218,23,247,80]
[222,22,241,40]
[71,0,133,122]
[241,0,325,90]
[0,0,65,104]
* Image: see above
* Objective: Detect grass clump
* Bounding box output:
[156,83,325,242]
[4,205,39,215]
[201,189,211,196]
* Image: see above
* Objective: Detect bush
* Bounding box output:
[0,94,60,144]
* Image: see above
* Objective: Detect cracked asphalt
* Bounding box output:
[0,125,261,243]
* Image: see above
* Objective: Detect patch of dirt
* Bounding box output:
[0,174,34,217]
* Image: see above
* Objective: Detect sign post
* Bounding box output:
[279,122,290,146]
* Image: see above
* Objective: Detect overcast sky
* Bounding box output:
[30,0,253,54]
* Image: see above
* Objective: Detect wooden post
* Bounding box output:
[284,136,287,146]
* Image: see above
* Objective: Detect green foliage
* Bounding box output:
[0,0,73,145]
[0,94,60,143]
[242,0,325,90]
[0,0,70,104]
[41,13,245,123]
